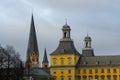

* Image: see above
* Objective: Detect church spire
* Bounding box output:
[43,48,48,63]
[26,14,39,68]
[42,48,49,68]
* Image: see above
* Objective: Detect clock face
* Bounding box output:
[30,52,38,62]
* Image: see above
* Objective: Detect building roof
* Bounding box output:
[26,68,52,78]
[51,40,80,55]
[84,34,91,41]
[77,55,120,67]
[51,24,80,55]
[82,48,94,57]
[26,14,39,62]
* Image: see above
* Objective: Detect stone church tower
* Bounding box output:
[25,15,40,68]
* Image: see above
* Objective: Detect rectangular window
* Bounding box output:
[107,68,110,73]
[95,76,98,80]
[113,75,117,80]
[83,76,86,80]
[61,58,64,65]
[101,69,104,73]
[95,69,98,73]
[61,70,64,74]
[53,58,56,65]
[89,76,92,80]
[61,77,64,80]
[78,76,81,80]
[101,76,104,80]
[107,76,110,80]
[68,58,72,65]
[68,77,71,80]
[83,69,86,74]
[53,71,56,74]
[68,69,71,74]
[89,69,92,74]
[113,68,116,73]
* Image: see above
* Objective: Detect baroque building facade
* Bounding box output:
[25,15,120,80]
[50,23,120,80]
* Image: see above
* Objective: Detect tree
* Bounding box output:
[0,45,24,80]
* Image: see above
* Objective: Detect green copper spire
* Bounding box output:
[26,14,39,62]
[42,48,48,63]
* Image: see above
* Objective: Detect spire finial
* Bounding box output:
[87,32,89,37]
[65,18,67,25]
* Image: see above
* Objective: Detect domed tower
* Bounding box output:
[50,22,80,80]
[82,34,94,57]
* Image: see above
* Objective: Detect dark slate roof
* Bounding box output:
[42,68,50,74]
[26,14,39,62]
[26,68,52,78]
[42,48,48,63]
[82,48,94,57]
[51,40,80,55]
[77,55,120,66]
[84,35,91,41]
[63,23,70,29]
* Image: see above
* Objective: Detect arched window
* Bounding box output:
[64,32,67,38]
[86,42,88,47]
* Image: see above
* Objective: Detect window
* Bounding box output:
[101,76,105,80]
[61,58,64,65]
[95,69,98,73]
[89,76,92,80]
[68,77,71,80]
[68,58,72,65]
[61,70,64,74]
[45,65,48,67]
[78,76,81,80]
[107,68,110,73]
[107,76,110,80]
[53,58,57,65]
[113,75,117,80]
[101,69,104,73]
[53,71,56,74]
[83,76,87,80]
[89,69,92,74]
[95,76,98,80]
[68,69,71,74]
[113,68,116,73]
[83,69,86,74]
[61,76,64,80]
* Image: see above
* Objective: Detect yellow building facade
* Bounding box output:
[50,23,120,80]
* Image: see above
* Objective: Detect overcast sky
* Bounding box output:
[0,0,120,62]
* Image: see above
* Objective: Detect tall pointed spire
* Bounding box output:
[42,48,48,63]
[26,14,39,68]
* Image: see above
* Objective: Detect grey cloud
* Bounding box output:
[0,0,120,61]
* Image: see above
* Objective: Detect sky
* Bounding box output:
[0,0,120,62]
